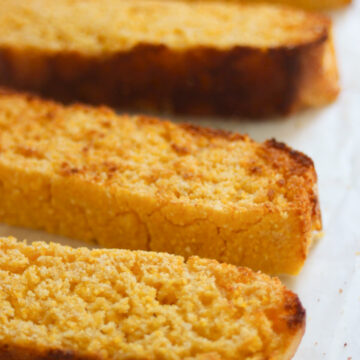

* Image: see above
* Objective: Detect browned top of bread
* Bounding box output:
[0,236,305,359]
[0,87,321,233]
[0,0,331,53]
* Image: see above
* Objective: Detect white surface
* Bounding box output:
[0,2,359,359]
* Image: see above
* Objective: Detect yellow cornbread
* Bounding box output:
[0,0,339,117]
[0,0,333,52]
[0,89,321,274]
[0,237,305,360]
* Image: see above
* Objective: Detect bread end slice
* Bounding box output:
[0,237,305,360]
[0,0,339,118]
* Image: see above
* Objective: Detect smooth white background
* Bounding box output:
[0,1,359,359]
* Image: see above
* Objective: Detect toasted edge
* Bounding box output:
[262,138,322,232]
[294,27,340,112]
[280,295,306,360]
[0,8,338,118]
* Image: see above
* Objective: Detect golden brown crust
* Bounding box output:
[283,291,306,330]
[264,138,314,169]
[260,138,322,231]
[280,292,306,360]
[265,138,314,173]
[0,7,338,118]
[294,29,339,112]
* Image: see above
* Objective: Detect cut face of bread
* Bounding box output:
[0,237,305,360]
[0,89,321,274]
[0,0,339,117]
[0,1,335,50]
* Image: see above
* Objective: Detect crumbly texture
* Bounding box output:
[0,89,321,274]
[0,237,305,360]
[0,0,333,52]
[0,0,339,117]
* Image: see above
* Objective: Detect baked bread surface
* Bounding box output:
[0,0,339,117]
[0,89,321,274]
[0,237,305,360]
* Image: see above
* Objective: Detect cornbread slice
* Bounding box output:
[0,89,321,274]
[0,237,305,360]
[0,0,338,118]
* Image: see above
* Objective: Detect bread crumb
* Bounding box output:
[314,231,325,240]
[0,236,306,360]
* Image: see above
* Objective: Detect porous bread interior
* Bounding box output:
[0,0,329,53]
[0,237,299,360]
[0,95,291,211]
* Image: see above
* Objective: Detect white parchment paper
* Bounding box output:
[0,2,359,358]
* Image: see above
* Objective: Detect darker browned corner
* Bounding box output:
[284,293,306,331]
[264,138,314,169]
